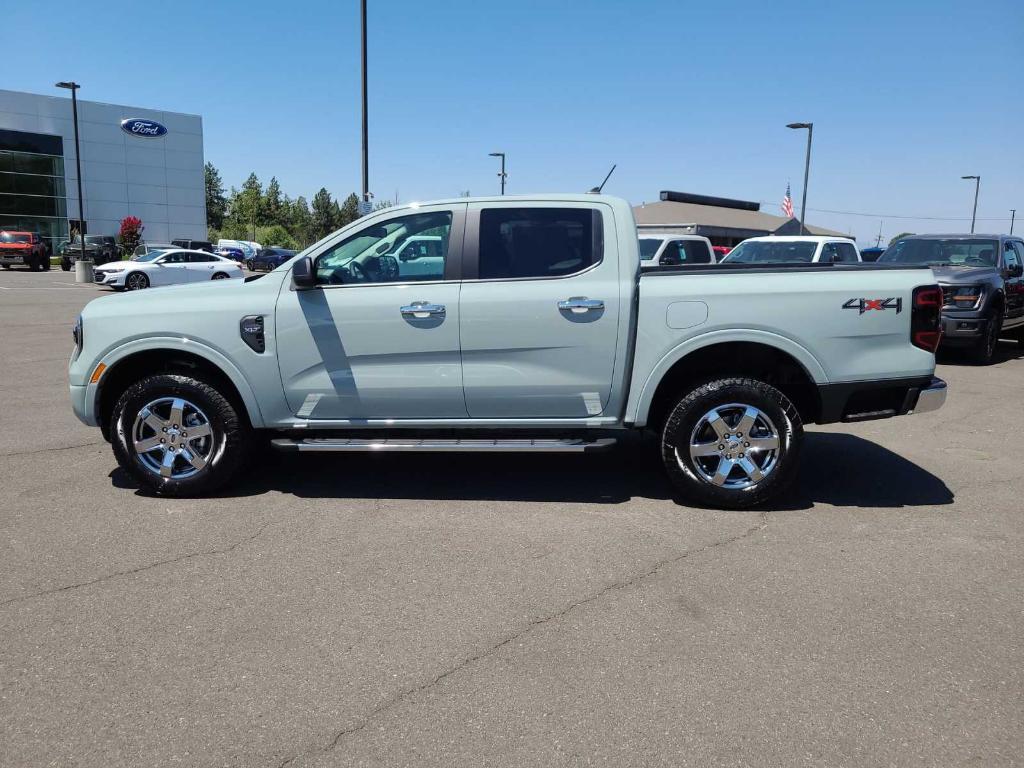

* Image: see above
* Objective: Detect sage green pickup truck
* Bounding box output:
[69,194,946,508]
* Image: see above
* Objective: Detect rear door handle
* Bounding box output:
[558,297,604,313]
[400,301,446,318]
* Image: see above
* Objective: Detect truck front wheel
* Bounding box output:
[660,377,803,509]
[111,373,250,497]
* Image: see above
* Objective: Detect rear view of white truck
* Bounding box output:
[69,195,945,508]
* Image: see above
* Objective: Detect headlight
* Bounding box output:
[72,315,83,353]
[949,285,983,309]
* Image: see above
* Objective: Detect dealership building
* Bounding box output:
[0,88,206,252]
[634,190,849,247]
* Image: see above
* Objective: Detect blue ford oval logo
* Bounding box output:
[120,118,168,138]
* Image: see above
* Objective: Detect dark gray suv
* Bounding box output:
[880,234,1024,364]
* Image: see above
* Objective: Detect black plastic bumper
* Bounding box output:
[817,376,946,424]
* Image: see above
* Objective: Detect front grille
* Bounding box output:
[93,271,106,283]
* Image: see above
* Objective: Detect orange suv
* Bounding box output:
[0,231,49,271]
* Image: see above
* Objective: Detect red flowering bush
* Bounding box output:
[118,216,144,258]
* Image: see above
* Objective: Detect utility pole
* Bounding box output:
[875,220,883,247]
[1011,209,1016,235]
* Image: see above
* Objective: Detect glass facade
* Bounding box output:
[0,129,69,255]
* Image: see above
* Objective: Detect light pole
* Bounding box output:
[360,0,369,209]
[961,175,980,234]
[1010,209,1016,235]
[489,152,506,195]
[56,81,86,266]
[786,122,813,235]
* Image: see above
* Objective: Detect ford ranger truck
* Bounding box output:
[69,195,946,509]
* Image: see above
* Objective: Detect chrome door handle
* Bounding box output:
[400,301,446,318]
[558,297,604,313]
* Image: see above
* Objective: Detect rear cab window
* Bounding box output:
[477,207,602,279]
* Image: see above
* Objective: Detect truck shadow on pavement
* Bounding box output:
[111,431,953,510]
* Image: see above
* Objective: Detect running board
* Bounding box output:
[271,437,617,454]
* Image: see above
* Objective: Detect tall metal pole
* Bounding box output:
[1011,209,1016,235]
[799,125,812,236]
[962,175,980,234]
[786,122,813,235]
[488,152,506,195]
[360,0,369,206]
[57,83,87,264]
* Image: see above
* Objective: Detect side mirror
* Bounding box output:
[292,256,316,289]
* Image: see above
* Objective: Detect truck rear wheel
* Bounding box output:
[660,377,803,509]
[111,373,250,497]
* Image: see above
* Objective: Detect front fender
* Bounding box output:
[626,328,828,426]
[85,336,265,429]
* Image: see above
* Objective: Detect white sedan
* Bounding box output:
[93,249,244,290]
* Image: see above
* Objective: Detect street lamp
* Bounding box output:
[786,122,813,235]
[489,152,507,195]
[961,175,980,234]
[56,81,86,266]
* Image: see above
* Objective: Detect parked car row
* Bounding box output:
[93,248,243,290]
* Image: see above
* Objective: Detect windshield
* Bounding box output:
[1,232,30,243]
[879,238,998,267]
[638,239,662,260]
[134,249,168,262]
[722,240,818,264]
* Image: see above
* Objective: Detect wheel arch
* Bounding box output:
[94,340,265,439]
[634,336,825,432]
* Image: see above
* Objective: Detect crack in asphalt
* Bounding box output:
[0,521,275,608]
[0,441,106,458]
[276,511,769,766]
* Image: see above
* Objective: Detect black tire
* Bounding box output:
[211,272,228,280]
[245,260,254,271]
[41,255,51,271]
[125,271,149,290]
[111,373,250,497]
[970,306,1002,365]
[28,258,41,272]
[661,377,803,509]
[60,258,71,271]
[1,263,10,270]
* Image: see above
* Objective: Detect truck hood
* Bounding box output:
[85,273,253,315]
[929,265,997,283]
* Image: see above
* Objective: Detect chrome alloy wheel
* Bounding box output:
[131,397,216,479]
[126,272,148,290]
[684,403,781,489]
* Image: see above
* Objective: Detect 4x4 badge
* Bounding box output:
[843,297,902,314]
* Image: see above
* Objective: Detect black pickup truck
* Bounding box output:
[880,234,1024,363]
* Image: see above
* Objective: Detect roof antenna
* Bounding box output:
[589,164,616,194]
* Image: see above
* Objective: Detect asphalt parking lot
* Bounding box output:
[1,267,1022,767]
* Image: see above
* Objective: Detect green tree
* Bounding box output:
[225,173,263,240]
[289,196,312,246]
[311,188,337,240]
[204,162,227,230]
[263,176,284,227]
[255,224,298,250]
[339,193,360,227]
[889,232,914,245]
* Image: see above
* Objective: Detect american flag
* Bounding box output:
[782,184,795,218]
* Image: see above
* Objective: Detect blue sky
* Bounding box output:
[7,0,1022,243]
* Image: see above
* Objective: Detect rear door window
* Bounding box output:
[478,208,601,279]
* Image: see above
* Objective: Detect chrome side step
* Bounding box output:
[271,437,617,454]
